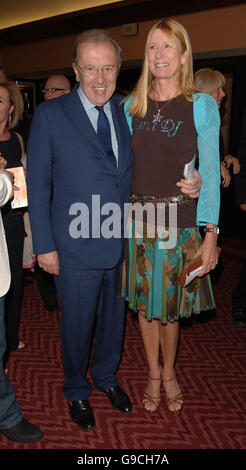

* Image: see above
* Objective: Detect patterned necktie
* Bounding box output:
[95,105,116,167]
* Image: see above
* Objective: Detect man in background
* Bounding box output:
[36,74,71,313]
[42,74,71,101]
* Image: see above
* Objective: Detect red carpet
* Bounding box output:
[0,249,246,451]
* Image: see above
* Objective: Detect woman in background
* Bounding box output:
[0,74,25,354]
[194,67,240,186]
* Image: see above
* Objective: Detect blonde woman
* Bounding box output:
[121,19,221,415]
[0,75,25,354]
[195,67,240,187]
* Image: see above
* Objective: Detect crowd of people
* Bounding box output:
[0,19,245,444]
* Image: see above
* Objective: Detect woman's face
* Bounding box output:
[147,28,186,84]
[0,86,13,127]
[211,87,225,108]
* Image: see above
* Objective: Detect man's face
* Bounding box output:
[44,77,70,101]
[73,41,119,106]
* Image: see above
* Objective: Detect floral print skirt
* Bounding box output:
[119,219,216,324]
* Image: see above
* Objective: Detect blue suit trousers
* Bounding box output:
[55,261,125,401]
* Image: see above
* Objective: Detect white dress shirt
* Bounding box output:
[77,86,118,167]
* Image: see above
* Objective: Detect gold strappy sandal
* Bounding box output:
[143,376,161,414]
[163,376,183,415]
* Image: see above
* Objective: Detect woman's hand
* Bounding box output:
[5,170,20,191]
[194,231,219,277]
[220,161,231,188]
[225,154,240,174]
[0,156,19,189]
[176,169,202,198]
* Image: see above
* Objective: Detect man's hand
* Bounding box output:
[37,251,60,275]
[176,169,202,198]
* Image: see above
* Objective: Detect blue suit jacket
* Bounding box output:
[26,85,133,269]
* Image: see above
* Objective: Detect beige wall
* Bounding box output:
[1,3,246,77]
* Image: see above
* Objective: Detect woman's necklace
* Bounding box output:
[153,96,175,123]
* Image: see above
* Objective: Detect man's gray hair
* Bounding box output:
[73,29,122,66]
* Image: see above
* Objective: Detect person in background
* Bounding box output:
[0,75,26,355]
[121,19,221,415]
[194,68,240,189]
[42,74,71,101]
[0,161,43,443]
[36,74,71,313]
[231,105,246,324]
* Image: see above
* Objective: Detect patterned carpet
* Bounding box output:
[0,250,246,451]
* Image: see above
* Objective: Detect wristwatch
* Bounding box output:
[204,227,220,235]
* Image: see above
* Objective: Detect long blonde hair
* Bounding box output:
[127,19,198,118]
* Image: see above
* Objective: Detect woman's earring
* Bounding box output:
[8,113,12,127]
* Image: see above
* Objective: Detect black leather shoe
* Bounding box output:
[68,400,95,430]
[0,418,43,443]
[231,308,246,324]
[98,385,132,413]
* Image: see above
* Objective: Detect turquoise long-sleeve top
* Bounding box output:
[124,92,221,226]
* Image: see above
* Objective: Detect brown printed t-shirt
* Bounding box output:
[130,94,198,228]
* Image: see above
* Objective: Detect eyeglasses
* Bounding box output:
[42,88,67,93]
[75,63,117,77]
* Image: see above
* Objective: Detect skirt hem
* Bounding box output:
[124,298,216,324]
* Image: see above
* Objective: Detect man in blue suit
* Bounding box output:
[27,30,133,431]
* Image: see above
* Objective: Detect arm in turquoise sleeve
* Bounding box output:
[194,93,221,226]
[124,98,133,135]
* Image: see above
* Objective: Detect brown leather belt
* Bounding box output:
[129,193,191,206]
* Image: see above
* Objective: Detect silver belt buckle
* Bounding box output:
[170,195,182,204]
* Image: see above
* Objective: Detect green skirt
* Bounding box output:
[120,219,216,324]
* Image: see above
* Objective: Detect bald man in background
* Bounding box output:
[42,74,71,101]
[36,74,71,313]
